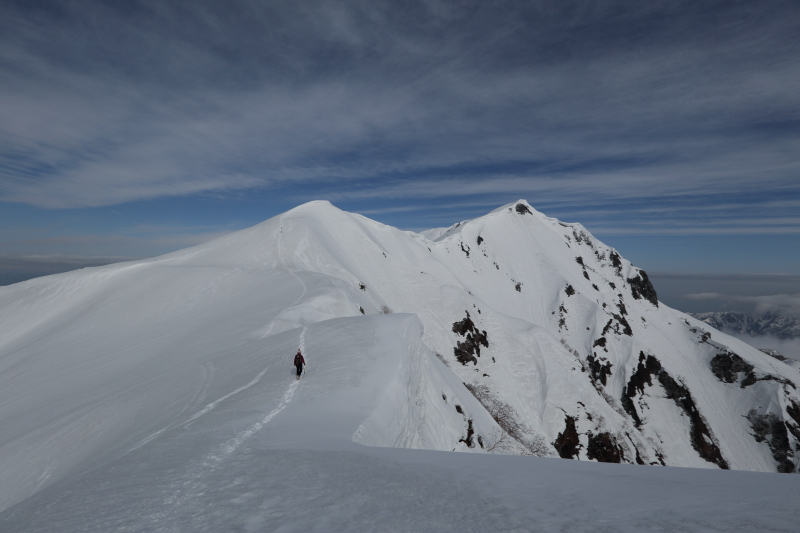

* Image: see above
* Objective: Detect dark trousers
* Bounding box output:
[296,364,303,377]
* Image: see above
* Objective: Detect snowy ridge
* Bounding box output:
[1,200,800,530]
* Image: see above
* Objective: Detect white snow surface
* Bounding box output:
[1,200,799,531]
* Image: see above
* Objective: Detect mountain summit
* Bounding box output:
[1,200,799,530]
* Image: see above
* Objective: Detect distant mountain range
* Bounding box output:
[689,312,800,340]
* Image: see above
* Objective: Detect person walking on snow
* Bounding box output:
[293,349,305,379]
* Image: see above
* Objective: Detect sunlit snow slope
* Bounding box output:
[1,200,799,531]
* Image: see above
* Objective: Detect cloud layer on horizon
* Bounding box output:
[1,0,798,236]
[685,292,800,316]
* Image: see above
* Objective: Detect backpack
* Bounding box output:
[294,353,303,366]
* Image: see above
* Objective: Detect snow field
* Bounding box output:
[2,199,800,531]
[2,314,798,532]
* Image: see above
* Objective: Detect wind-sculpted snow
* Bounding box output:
[1,200,800,530]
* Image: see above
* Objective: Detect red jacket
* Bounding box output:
[294,353,305,366]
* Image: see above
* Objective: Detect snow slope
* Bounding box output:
[1,200,799,531]
[1,314,798,532]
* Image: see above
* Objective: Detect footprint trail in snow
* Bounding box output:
[149,326,308,528]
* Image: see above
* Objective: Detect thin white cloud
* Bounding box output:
[684,292,800,315]
[685,292,725,301]
[0,1,798,213]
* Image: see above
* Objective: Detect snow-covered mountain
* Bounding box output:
[691,311,800,340]
[1,200,799,531]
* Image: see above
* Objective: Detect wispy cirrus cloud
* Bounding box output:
[0,0,798,221]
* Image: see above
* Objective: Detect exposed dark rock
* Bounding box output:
[653,450,666,466]
[748,366,793,389]
[359,282,366,291]
[602,314,632,337]
[621,353,661,427]
[554,415,581,459]
[740,373,759,388]
[452,311,489,366]
[621,395,641,428]
[627,270,658,307]
[689,327,711,343]
[616,301,628,316]
[627,434,646,465]
[609,251,622,274]
[587,432,623,463]
[575,256,585,267]
[587,355,612,386]
[455,405,463,414]
[477,235,484,245]
[583,271,590,280]
[592,284,599,291]
[452,312,475,336]
[565,284,575,296]
[710,351,754,384]
[454,342,478,365]
[609,282,616,289]
[459,419,476,448]
[709,347,796,388]
[616,314,632,336]
[622,353,728,469]
[787,400,800,426]
[786,401,800,442]
[626,352,662,394]
[592,337,607,348]
[759,349,789,361]
[359,306,365,314]
[515,203,532,215]
[788,424,800,442]
[658,371,729,469]
[572,229,594,247]
[746,411,795,473]
[460,242,470,257]
[515,282,522,292]
[558,303,569,330]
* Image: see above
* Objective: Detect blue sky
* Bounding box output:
[1,1,799,311]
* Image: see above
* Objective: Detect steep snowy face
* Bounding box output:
[2,200,799,517]
[435,204,798,474]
